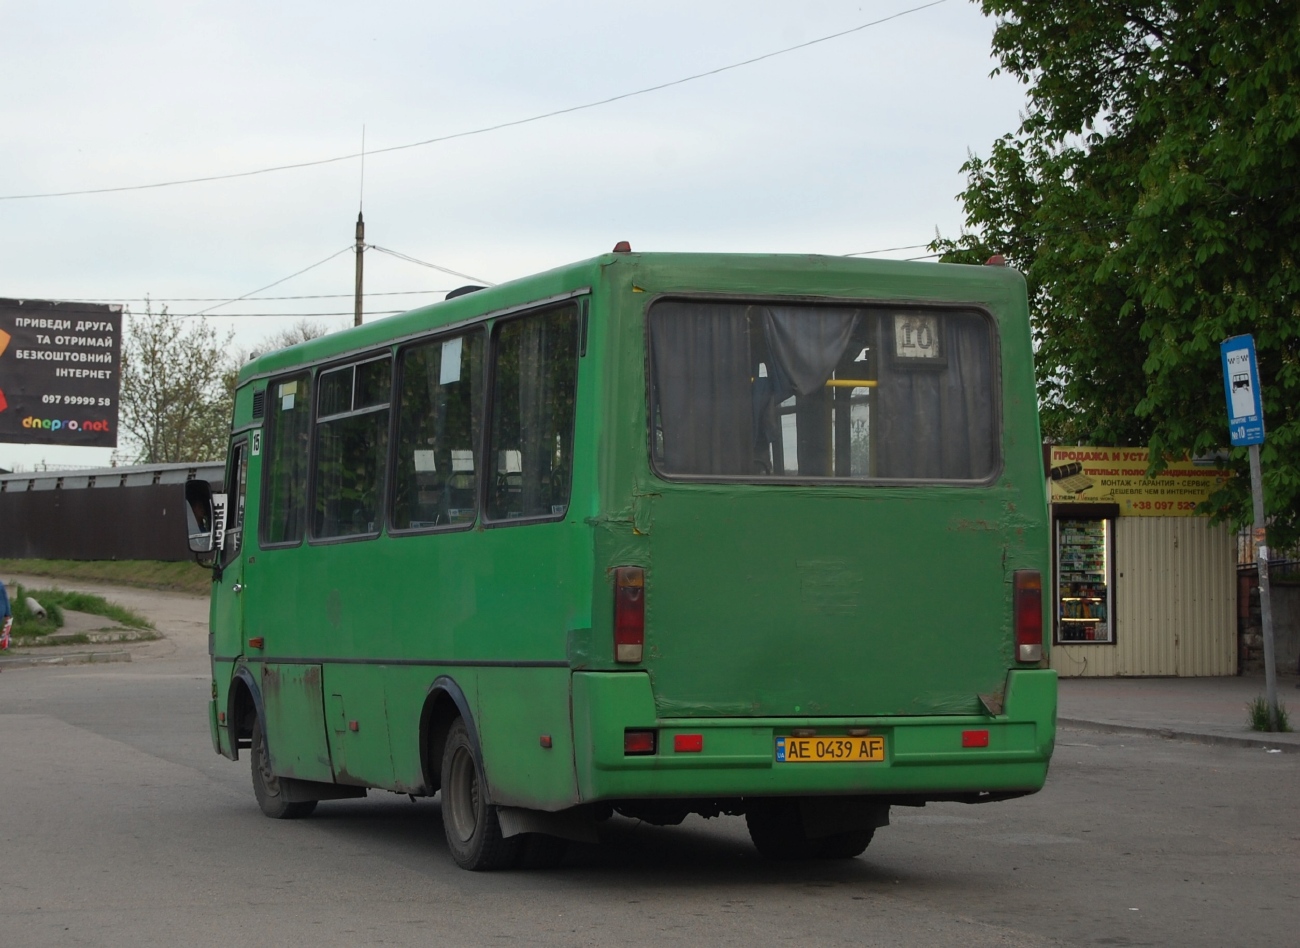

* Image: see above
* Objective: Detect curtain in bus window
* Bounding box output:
[760,306,861,398]
[650,301,753,475]
[754,306,862,475]
[487,306,578,521]
[874,311,996,480]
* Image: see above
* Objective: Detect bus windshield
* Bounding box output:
[649,300,998,482]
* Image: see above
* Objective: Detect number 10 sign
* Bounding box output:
[1220,334,1265,446]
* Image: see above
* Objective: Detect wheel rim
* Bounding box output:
[446,745,480,844]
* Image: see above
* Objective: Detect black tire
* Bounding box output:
[814,829,874,859]
[515,833,568,870]
[745,799,816,860]
[250,718,317,819]
[440,718,520,871]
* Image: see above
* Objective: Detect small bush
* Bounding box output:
[1248,696,1292,732]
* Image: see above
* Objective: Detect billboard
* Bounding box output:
[0,298,123,447]
[1048,446,1232,516]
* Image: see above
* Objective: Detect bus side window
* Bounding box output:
[312,356,392,539]
[261,372,313,546]
[391,329,484,530]
[222,442,248,567]
[486,304,579,522]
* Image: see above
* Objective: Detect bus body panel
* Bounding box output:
[570,668,1055,801]
[590,255,1049,726]
[473,666,581,809]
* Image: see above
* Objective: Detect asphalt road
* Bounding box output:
[1,581,1296,947]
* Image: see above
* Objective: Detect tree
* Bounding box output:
[119,302,235,463]
[222,318,338,410]
[936,1,1300,545]
[259,318,337,353]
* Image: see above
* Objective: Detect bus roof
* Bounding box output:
[238,251,1025,386]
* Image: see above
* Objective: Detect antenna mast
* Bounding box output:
[354,126,366,327]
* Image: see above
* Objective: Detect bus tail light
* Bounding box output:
[614,566,645,663]
[1014,569,1043,662]
[624,730,656,755]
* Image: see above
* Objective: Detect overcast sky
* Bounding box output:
[0,0,1024,471]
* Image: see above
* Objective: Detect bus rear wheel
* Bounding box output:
[250,716,317,819]
[440,718,520,871]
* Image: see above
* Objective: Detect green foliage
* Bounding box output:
[7,582,64,637]
[1247,696,1291,732]
[936,1,1300,545]
[120,301,235,463]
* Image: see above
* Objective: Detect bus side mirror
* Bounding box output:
[185,479,222,559]
[186,479,215,552]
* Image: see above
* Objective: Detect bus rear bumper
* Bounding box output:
[572,669,1057,802]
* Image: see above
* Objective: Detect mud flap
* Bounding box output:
[496,805,600,844]
[280,776,368,804]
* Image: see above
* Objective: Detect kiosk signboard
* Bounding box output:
[1047,446,1231,515]
[0,299,122,448]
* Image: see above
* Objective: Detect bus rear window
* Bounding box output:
[648,301,998,482]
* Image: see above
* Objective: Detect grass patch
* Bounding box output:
[8,582,65,637]
[27,588,153,630]
[0,558,212,595]
[1247,696,1292,732]
[4,581,152,637]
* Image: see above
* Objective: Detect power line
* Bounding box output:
[64,289,448,303]
[0,0,950,202]
[193,246,354,316]
[370,246,495,285]
[844,242,932,256]
[168,310,408,319]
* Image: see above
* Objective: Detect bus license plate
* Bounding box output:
[776,735,885,763]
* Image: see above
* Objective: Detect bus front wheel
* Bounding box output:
[250,716,317,819]
[440,718,520,871]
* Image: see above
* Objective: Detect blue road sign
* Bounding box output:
[1220,334,1265,446]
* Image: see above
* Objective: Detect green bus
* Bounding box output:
[186,248,1056,871]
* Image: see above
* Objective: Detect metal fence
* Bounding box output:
[0,462,224,561]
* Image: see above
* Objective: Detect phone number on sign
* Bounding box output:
[42,395,112,406]
[1128,500,1198,511]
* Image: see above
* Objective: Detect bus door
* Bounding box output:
[211,438,248,660]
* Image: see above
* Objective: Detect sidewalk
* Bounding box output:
[1058,673,1300,752]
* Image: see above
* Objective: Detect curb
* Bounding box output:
[0,650,133,669]
[1059,717,1300,753]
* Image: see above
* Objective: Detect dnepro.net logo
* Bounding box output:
[22,416,112,433]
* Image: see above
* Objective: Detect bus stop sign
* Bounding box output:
[1220,334,1265,446]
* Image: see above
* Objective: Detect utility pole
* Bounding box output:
[354,211,365,327]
